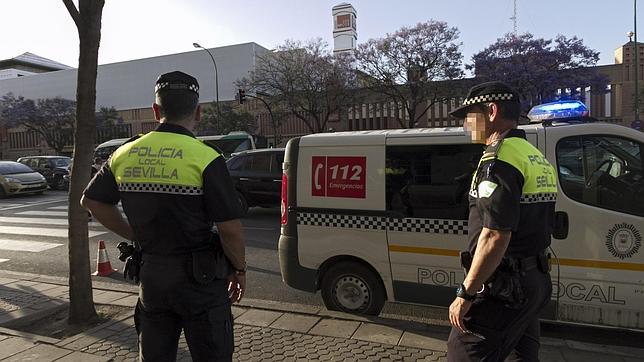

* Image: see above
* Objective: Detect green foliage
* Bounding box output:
[0,93,76,154]
[238,38,357,133]
[96,106,119,127]
[196,103,257,135]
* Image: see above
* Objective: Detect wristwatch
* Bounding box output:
[456,283,476,302]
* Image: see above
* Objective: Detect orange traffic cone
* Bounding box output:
[92,240,117,276]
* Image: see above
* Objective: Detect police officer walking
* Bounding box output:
[82,71,246,361]
[447,82,557,361]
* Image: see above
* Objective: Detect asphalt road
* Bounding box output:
[2,191,643,347]
[0,191,323,307]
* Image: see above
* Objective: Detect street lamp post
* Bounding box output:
[193,42,219,114]
[246,92,278,146]
[635,0,640,122]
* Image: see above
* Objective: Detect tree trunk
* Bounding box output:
[65,0,105,325]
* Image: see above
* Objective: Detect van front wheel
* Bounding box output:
[321,261,385,315]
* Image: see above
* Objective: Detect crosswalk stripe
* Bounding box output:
[0,239,63,252]
[0,226,106,238]
[0,259,9,263]
[48,206,69,210]
[16,211,69,217]
[0,216,102,227]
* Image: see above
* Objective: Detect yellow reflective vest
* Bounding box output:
[109,131,221,195]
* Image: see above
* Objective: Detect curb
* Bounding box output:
[3,270,644,359]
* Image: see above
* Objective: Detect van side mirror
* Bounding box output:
[552,211,569,240]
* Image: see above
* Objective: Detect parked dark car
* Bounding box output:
[226,148,285,215]
[0,161,48,198]
[17,156,72,190]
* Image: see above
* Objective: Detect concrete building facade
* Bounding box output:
[1,41,643,160]
[0,43,268,160]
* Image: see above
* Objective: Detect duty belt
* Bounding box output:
[508,252,549,273]
[141,253,191,264]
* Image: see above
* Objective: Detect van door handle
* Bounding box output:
[552,211,569,240]
[239,177,250,181]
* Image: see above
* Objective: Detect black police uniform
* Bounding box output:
[447,129,556,361]
[84,72,243,362]
[447,82,557,361]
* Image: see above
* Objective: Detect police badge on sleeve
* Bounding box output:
[605,223,642,259]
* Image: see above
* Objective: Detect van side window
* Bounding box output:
[226,156,247,171]
[272,153,284,173]
[386,144,484,220]
[247,153,271,173]
[556,136,644,216]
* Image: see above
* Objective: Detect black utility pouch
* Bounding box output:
[537,253,550,273]
[192,249,218,285]
[191,233,233,285]
[486,259,526,309]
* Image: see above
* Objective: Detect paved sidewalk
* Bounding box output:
[0,270,642,361]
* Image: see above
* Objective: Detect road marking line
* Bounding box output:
[0,259,9,263]
[0,198,67,211]
[0,226,106,238]
[48,206,68,210]
[0,216,69,225]
[16,211,69,217]
[0,239,63,252]
[48,206,124,212]
[0,216,103,228]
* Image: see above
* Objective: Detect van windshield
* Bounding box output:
[94,145,120,161]
[202,139,251,157]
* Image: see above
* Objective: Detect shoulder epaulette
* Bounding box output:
[121,133,144,146]
[480,139,503,162]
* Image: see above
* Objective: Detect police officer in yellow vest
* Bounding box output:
[446,82,556,361]
[81,71,246,361]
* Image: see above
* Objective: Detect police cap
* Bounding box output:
[450,81,520,119]
[155,71,199,96]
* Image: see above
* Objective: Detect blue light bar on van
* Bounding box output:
[527,100,589,122]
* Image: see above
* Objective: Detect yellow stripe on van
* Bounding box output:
[554,258,644,272]
[388,245,644,271]
[388,245,460,257]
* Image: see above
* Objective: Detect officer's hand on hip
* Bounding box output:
[449,297,472,333]
[227,272,245,303]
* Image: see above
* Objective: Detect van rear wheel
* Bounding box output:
[321,261,385,316]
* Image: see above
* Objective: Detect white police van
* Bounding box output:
[278,101,644,330]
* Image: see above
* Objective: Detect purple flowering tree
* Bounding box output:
[354,21,465,128]
[239,38,358,133]
[0,93,76,154]
[469,33,609,108]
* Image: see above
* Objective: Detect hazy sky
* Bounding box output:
[1,0,639,69]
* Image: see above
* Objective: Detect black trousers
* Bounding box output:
[134,255,233,362]
[447,268,552,361]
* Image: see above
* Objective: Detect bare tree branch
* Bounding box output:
[62,0,80,28]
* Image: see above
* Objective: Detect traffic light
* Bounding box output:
[238,89,246,104]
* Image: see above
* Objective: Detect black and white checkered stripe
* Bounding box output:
[388,217,467,235]
[118,182,203,195]
[462,93,515,106]
[297,212,467,235]
[297,213,386,230]
[155,82,199,94]
[520,192,557,204]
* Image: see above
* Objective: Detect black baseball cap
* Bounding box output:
[155,71,199,96]
[450,81,520,119]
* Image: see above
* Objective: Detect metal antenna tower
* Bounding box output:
[510,0,518,35]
